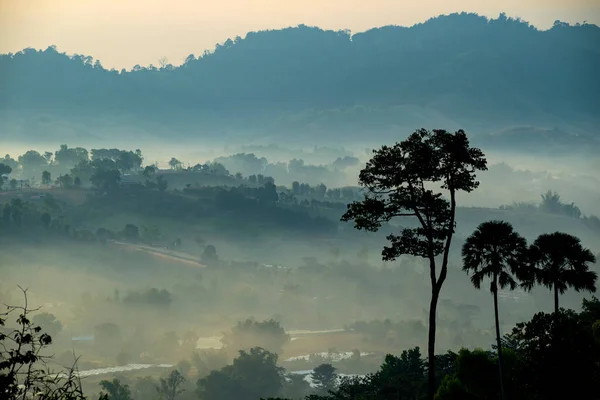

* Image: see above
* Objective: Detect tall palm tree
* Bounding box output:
[462,220,528,400]
[525,232,597,314]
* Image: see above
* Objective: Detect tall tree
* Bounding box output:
[0,163,12,190]
[461,220,528,400]
[0,163,12,176]
[143,165,157,179]
[41,170,51,185]
[90,169,121,192]
[311,364,338,395]
[525,232,597,314]
[196,347,284,400]
[157,370,186,400]
[341,128,487,399]
[1,154,18,170]
[168,158,182,170]
[18,150,47,175]
[54,145,89,166]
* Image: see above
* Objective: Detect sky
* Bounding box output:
[1,0,599,69]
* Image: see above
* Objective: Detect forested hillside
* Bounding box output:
[1,13,599,143]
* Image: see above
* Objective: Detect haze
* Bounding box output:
[1,4,599,400]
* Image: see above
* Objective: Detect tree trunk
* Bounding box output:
[554,284,559,315]
[427,287,440,400]
[492,278,506,400]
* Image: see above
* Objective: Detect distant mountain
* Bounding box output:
[1,12,599,147]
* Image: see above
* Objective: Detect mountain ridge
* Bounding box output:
[0,12,598,147]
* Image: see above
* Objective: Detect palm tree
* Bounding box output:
[462,220,528,400]
[525,232,597,315]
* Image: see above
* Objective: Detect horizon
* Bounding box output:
[1,0,599,69]
[2,13,598,72]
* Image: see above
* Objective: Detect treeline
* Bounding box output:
[1,14,598,126]
[1,147,353,193]
[501,190,600,234]
[2,294,598,400]
[339,128,599,400]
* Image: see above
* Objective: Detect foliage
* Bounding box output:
[0,162,12,179]
[221,318,290,356]
[311,364,338,394]
[56,174,74,188]
[434,349,510,400]
[0,288,86,400]
[341,128,487,398]
[196,347,285,400]
[504,304,600,399]
[18,150,47,174]
[2,14,597,136]
[299,347,430,400]
[42,170,52,185]
[31,312,63,339]
[539,190,581,218]
[157,370,186,400]
[461,220,528,399]
[524,232,597,313]
[276,299,599,400]
[98,378,133,400]
[462,220,528,293]
[169,158,183,171]
[191,349,229,378]
[132,376,159,400]
[280,373,311,399]
[90,168,121,192]
[54,145,89,167]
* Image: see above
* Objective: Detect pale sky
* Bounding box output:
[1,0,599,69]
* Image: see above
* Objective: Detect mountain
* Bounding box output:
[1,12,599,148]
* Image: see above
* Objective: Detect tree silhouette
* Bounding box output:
[0,163,12,190]
[142,165,156,179]
[157,370,186,400]
[221,318,290,356]
[156,175,168,193]
[168,158,183,170]
[42,170,51,185]
[90,169,121,192]
[201,244,218,267]
[311,364,338,395]
[525,232,597,314]
[0,288,87,400]
[0,163,11,176]
[341,128,487,399]
[196,347,284,400]
[461,220,528,400]
[99,378,132,400]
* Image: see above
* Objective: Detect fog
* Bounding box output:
[2,140,599,400]
[2,141,599,345]
[1,12,599,400]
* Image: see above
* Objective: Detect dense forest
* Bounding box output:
[1,13,599,145]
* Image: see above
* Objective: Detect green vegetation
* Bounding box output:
[342,129,488,397]
[1,129,599,400]
[461,221,528,400]
[1,14,599,150]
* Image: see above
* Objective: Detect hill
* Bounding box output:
[1,13,599,148]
